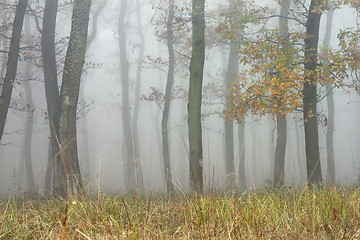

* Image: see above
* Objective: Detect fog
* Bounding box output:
[0,0,359,196]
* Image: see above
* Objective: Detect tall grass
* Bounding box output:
[0,187,359,239]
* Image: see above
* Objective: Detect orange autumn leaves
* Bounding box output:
[226,30,306,122]
[224,27,359,122]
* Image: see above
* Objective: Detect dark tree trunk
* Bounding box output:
[0,0,28,142]
[273,0,290,187]
[119,0,138,193]
[58,0,92,198]
[323,4,335,186]
[303,0,322,185]
[162,0,175,193]
[41,0,62,197]
[188,0,205,193]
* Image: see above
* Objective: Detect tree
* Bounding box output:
[188,0,205,192]
[20,14,36,194]
[303,0,323,185]
[162,0,175,193]
[273,0,290,187]
[0,0,28,143]
[57,0,92,198]
[132,0,145,190]
[41,0,62,197]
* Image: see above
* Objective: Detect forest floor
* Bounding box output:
[0,186,359,239]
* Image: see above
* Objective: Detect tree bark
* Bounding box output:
[58,0,92,198]
[41,0,62,197]
[303,0,322,185]
[0,0,28,142]
[274,114,287,186]
[188,0,205,193]
[238,121,246,189]
[162,0,175,193]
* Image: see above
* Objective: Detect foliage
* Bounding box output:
[218,1,360,122]
[0,188,359,239]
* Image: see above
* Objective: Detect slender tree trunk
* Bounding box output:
[238,121,246,189]
[0,0,28,142]
[162,0,175,193]
[323,3,335,186]
[58,0,92,198]
[22,15,36,194]
[274,114,287,186]
[41,0,63,197]
[273,0,290,187]
[224,0,244,191]
[188,0,205,193]
[119,0,137,193]
[132,0,145,190]
[303,0,322,185]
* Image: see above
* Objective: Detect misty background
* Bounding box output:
[0,0,359,196]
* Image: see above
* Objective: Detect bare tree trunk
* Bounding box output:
[238,121,246,189]
[58,0,92,198]
[188,0,205,193]
[132,0,145,190]
[323,2,335,186]
[41,0,62,197]
[303,0,322,185]
[119,0,137,193]
[0,0,28,142]
[161,0,175,193]
[22,15,36,194]
[274,114,287,186]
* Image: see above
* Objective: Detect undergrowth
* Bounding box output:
[0,187,359,239]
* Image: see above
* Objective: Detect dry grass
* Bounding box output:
[0,187,359,239]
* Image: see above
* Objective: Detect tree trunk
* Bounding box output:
[323,2,335,186]
[22,15,36,194]
[273,0,290,187]
[41,0,62,197]
[119,0,137,193]
[224,0,241,190]
[58,0,92,198]
[238,121,246,189]
[188,0,205,193]
[132,0,145,190]
[0,0,28,142]
[303,0,322,185]
[162,0,175,193]
[274,114,287,186]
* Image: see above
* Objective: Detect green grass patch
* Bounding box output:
[0,187,359,239]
